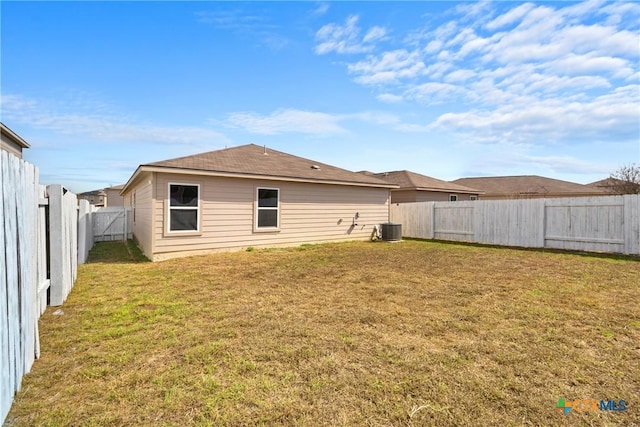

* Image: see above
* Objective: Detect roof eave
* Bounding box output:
[393,186,483,194]
[1,123,31,149]
[125,165,399,190]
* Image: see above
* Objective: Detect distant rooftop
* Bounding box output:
[452,175,607,196]
[370,170,481,194]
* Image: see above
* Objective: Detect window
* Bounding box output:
[449,194,458,201]
[470,195,478,201]
[168,183,199,232]
[256,187,279,229]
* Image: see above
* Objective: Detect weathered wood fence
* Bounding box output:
[390,195,640,255]
[1,152,95,423]
[93,207,132,242]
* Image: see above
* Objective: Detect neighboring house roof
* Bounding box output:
[1,122,31,149]
[123,144,397,193]
[79,189,107,197]
[587,178,620,192]
[452,175,606,197]
[105,184,124,191]
[371,170,482,194]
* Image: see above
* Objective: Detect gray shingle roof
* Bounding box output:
[372,170,481,194]
[452,175,606,196]
[144,144,395,187]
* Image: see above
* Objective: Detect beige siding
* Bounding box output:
[392,190,478,203]
[124,173,154,259]
[105,188,125,207]
[390,190,417,203]
[152,174,390,260]
[0,135,24,159]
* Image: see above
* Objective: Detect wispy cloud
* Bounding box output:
[195,8,289,50]
[317,1,640,147]
[1,93,228,145]
[315,15,388,55]
[225,109,347,135]
[313,2,330,16]
[224,108,431,135]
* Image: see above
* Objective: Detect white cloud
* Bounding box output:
[348,49,425,85]
[316,0,639,148]
[522,154,611,174]
[545,54,634,78]
[433,84,639,143]
[363,26,388,43]
[486,3,536,30]
[1,93,228,145]
[225,108,432,135]
[313,2,330,16]
[376,93,403,103]
[314,15,387,55]
[444,69,476,83]
[226,109,346,135]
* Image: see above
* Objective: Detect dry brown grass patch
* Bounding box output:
[6,240,639,426]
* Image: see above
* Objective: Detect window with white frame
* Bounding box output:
[470,195,478,201]
[168,183,200,232]
[256,187,279,229]
[449,194,458,201]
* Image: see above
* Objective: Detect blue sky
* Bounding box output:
[2,1,639,193]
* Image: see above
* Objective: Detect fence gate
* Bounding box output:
[93,207,132,242]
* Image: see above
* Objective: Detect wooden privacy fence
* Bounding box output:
[1,152,44,423]
[390,195,640,255]
[93,207,132,242]
[1,152,94,423]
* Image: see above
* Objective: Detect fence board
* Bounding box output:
[93,207,133,241]
[434,202,474,242]
[545,196,625,253]
[390,202,433,239]
[78,199,93,264]
[0,152,44,423]
[475,199,545,247]
[390,195,640,255]
[623,195,640,255]
[37,185,49,317]
[0,151,11,423]
[2,154,88,424]
[48,185,79,306]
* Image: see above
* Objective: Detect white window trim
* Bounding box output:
[470,195,478,201]
[449,194,458,201]
[167,182,201,234]
[255,187,280,231]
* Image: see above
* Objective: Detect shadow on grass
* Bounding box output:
[404,238,640,262]
[86,240,150,264]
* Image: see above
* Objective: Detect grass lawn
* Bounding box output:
[6,240,640,426]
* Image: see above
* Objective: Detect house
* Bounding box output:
[451,175,608,200]
[1,122,30,159]
[104,185,125,207]
[120,144,397,261]
[364,170,482,203]
[78,185,125,207]
[78,189,107,207]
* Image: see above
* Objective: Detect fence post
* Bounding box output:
[48,184,65,306]
[123,208,128,241]
[77,199,92,264]
[429,202,435,240]
[623,194,640,255]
